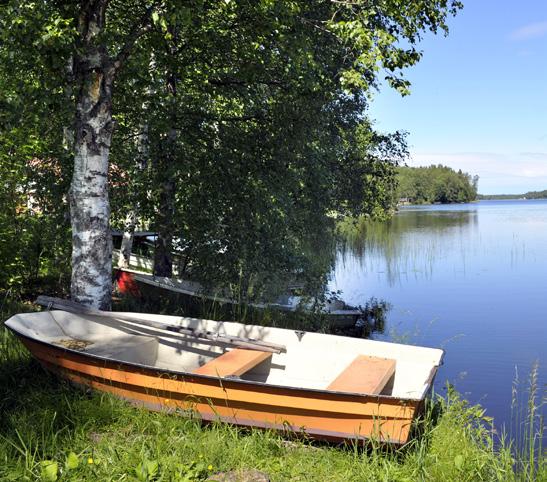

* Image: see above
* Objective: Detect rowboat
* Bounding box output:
[116,268,365,327]
[4,298,443,444]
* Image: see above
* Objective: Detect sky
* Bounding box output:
[368,0,547,194]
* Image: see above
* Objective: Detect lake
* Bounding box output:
[330,199,546,432]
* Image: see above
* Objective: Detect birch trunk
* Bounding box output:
[118,121,149,269]
[153,61,177,278]
[118,210,137,269]
[68,2,152,308]
[153,144,175,278]
[70,2,114,309]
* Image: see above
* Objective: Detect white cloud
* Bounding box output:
[408,151,547,194]
[510,21,547,41]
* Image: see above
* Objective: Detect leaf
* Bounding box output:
[40,460,58,481]
[146,459,159,479]
[159,17,167,32]
[136,463,147,482]
[454,454,464,470]
[66,451,79,470]
[136,459,159,481]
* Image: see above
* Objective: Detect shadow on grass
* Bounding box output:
[0,345,124,467]
[0,356,84,435]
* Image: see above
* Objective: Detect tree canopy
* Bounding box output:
[0,0,463,308]
[478,190,547,200]
[397,165,478,204]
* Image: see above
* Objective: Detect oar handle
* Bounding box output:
[35,296,286,354]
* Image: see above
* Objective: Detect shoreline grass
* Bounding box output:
[1,296,544,481]
[510,360,546,481]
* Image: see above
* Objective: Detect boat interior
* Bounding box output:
[6,310,444,400]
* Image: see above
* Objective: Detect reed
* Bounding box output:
[509,360,545,481]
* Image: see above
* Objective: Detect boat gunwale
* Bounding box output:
[4,316,444,402]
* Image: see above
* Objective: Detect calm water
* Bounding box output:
[330,199,546,430]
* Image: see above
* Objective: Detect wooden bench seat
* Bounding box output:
[194,349,272,378]
[327,355,396,395]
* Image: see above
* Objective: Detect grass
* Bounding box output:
[510,361,546,481]
[0,296,544,481]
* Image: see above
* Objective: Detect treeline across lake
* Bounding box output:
[478,189,547,200]
[397,165,479,204]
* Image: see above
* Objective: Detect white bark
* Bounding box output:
[69,1,152,308]
[118,119,149,269]
[70,2,114,310]
[118,211,137,269]
[70,73,114,309]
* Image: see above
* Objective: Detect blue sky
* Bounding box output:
[369,0,547,194]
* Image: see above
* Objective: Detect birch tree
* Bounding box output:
[117,120,149,269]
[69,2,160,309]
[1,0,462,308]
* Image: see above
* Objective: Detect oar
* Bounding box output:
[35,296,286,354]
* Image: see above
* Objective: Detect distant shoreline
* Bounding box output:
[398,197,547,208]
[477,189,547,201]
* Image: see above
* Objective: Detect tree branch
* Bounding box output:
[208,78,288,89]
[112,2,159,73]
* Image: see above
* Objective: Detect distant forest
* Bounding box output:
[397,165,479,204]
[478,190,547,200]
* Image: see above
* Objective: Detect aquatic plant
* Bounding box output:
[510,360,545,480]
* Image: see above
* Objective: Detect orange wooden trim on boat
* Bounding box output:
[25,339,416,418]
[20,337,418,444]
[39,359,414,444]
[194,349,272,377]
[328,356,396,395]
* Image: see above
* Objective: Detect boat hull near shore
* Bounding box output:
[5,310,443,444]
[114,264,364,328]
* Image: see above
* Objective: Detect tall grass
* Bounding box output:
[0,291,33,367]
[510,360,546,480]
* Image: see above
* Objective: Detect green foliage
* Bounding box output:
[109,0,426,298]
[397,164,479,204]
[510,360,546,481]
[39,460,58,481]
[65,451,79,470]
[0,0,462,303]
[478,189,547,200]
[0,1,73,296]
[135,458,160,481]
[0,151,70,294]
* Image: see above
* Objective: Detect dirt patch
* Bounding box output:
[55,339,93,351]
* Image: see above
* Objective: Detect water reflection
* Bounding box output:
[332,297,390,338]
[338,207,478,286]
[330,200,547,432]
